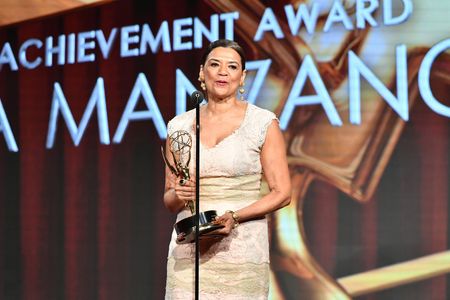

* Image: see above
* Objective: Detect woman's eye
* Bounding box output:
[229,65,237,70]
[210,62,219,67]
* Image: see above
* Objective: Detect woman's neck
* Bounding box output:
[204,96,239,116]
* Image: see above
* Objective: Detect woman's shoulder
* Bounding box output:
[167,109,196,134]
[168,108,195,123]
[246,103,278,123]
[244,103,279,148]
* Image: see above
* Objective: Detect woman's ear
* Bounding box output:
[198,65,204,82]
[240,69,247,86]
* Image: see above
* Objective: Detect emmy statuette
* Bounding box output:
[162,130,224,244]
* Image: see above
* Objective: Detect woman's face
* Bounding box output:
[199,47,246,100]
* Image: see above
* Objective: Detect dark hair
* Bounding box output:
[200,39,246,70]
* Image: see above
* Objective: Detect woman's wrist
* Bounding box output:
[226,210,240,228]
[165,188,186,212]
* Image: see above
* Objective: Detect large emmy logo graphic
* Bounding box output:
[206,0,450,299]
[162,130,224,244]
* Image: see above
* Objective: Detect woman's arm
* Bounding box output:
[215,120,291,232]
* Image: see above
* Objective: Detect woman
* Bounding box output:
[163,39,291,299]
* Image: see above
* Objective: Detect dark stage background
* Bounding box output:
[0,1,449,299]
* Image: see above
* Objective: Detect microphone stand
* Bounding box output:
[192,91,203,300]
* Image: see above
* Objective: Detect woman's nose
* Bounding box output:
[218,65,228,75]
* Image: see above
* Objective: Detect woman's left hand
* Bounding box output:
[211,211,237,236]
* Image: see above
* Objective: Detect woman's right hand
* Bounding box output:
[164,171,196,213]
[173,177,196,207]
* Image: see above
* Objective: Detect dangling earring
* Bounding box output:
[198,76,206,91]
[239,83,245,100]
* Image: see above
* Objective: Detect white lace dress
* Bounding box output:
[165,103,277,299]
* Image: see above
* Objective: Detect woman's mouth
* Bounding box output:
[215,80,228,86]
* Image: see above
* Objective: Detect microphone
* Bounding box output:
[190,90,205,105]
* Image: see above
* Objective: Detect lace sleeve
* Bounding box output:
[166,109,195,137]
[257,111,278,149]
